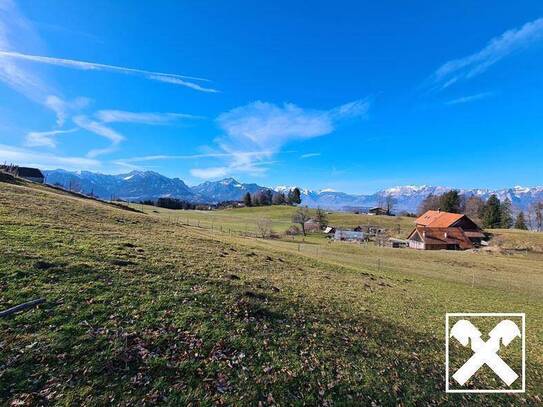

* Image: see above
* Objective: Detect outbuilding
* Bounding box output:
[0,165,44,183]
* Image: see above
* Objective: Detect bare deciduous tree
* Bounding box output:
[533,201,543,232]
[292,206,310,236]
[256,218,273,238]
[385,194,396,215]
[464,196,485,226]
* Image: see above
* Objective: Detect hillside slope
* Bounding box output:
[0,179,541,405]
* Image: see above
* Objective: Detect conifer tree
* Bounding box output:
[243,192,252,207]
[500,198,513,228]
[514,211,528,230]
[481,194,502,229]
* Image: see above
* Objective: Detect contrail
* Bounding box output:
[0,49,218,93]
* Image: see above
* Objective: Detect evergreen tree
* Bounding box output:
[500,198,513,228]
[315,207,328,230]
[439,190,462,213]
[481,194,502,229]
[288,187,302,205]
[243,192,252,207]
[514,211,528,230]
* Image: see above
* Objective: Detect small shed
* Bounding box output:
[304,218,321,233]
[387,238,409,248]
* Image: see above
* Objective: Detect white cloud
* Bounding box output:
[147,75,218,93]
[300,152,321,159]
[95,110,202,124]
[0,49,219,93]
[45,95,90,126]
[0,1,51,103]
[25,128,77,148]
[432,18,543,89]
[0,143,100,170]
[446,92,494,105]
[73,115,124,157]
[190,166,229,179]
[190,99,369,179]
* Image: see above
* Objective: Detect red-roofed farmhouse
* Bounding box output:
[407,210,485,250]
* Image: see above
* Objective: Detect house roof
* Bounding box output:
[408,226,473,249]
[415,210,464,228]
[304,218,319,224]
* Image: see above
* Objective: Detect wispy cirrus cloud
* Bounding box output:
[0,49,219,93]
[46,95,90,126]
[73,115,125,158]
[300,152,321,159]
[190,167,229,179]
[431,17,543,89]
[0,1,53,104]
[190,99,369,179]
[96,110,202,124]
[25,128,77,148]
[446,92,494,105]
[0,1,92,128]
[0,143,100,170]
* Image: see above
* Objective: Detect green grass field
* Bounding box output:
[1,179,542,405]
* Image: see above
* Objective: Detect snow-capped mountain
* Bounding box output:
[42,169,543,212]
[275,184,543,212]
[191,177,270,203]
[44,169,197,201]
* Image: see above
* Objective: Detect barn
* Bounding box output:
[0,165,44,183]
[367,207,388,216]
[407,210,485,250]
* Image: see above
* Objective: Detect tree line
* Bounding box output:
[243,188,302,207]
[418,190,542,230]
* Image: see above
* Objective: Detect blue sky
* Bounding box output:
[1,0,542,193]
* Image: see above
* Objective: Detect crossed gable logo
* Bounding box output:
[445,313,525,393]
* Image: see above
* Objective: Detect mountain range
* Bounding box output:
[43,169,543,213]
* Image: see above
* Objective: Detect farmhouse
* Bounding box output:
[0,165,44,183]
[368,207,387,216]
[407,210,485,250]
[304,218,321,233]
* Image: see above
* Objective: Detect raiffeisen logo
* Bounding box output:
[445,313,526,393]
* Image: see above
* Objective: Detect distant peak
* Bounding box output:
[126,170,160,177]
[220,177,239,184]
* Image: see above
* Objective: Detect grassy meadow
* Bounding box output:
[1,178,542,405]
